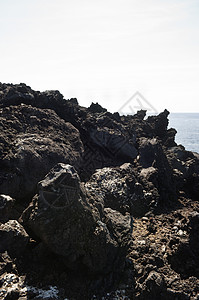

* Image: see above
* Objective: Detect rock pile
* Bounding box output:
[0,82,198,299]
[22,163,132,275]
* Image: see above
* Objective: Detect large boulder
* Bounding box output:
[22,163,132,274]
[0,104,83,200]
[86,163,160,217]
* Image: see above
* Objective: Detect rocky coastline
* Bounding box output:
[0,82,199,299]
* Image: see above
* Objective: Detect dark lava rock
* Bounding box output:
[0,220,29,257]
[146,109,169,139]
[138,137,176,202]
[166,145,199,198]
[86,163,159,217]
[88,102,107,113]
[0,82,199,299]
[168,240,199,279]
[89,126,137,162]
[0,104,83,201]
[22,163,132,275]
[140,271,166,299]
[0,194,16,223]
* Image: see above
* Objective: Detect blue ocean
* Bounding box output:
[168,113,199,154]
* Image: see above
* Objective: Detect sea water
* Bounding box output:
[168,113,199,154]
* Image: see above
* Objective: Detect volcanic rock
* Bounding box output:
[22,163,132,275]
[138,137,176,202]
[86,163,159,217]
[0,194,16,223]
[0,82,199,299]
[0,220,29,257]
[0,104,83,201]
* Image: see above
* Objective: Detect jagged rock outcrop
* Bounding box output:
[0,82,198,299]
[0,83,175,181]
[138,137,176,202]
[0,104,83,201]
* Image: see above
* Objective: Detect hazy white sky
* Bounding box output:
[0,0,199,112]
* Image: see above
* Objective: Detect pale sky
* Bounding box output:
[0,0,199,113]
